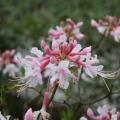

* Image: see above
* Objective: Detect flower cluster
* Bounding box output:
[0,49,19,77]
[80,105,120,120]
[16,18,115,91]
[15,18,117,119]
[91,16,120,42]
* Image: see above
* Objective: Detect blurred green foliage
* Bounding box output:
[0,0,120,119]
[0,0,120,50]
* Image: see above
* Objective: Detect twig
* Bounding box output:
[47,82,59,106]
[93,29,108,53]
[77,85,113,106]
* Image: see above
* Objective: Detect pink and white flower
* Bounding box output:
[16,51,43,91]
[83,53,116,79]
[49,60,76,89]
[3,63,19,77]
[16,18,116,93]
[111,26,120,42]
[48,26,65,40]
[87,105,120,120]
[83,53,103,78]
[48,18,85,42]
[66,18,85,40]
[80,105,120,120]
[91,16,120,42]
[91,19,107,35]
[0,49,19,77]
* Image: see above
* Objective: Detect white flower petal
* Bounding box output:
[59,79,69,89]
[71,44,82,53]
[80,117,88,120]
[59,60,69,68]
[31,47,43,57]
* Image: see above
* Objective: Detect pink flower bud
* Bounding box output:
[76,22,83,28]
[117,112,120,120]
[40,40,47,49]
[87,108,94,118]
[24,108,33,120]
[91,19,99,28]
[39,59,50,70]
[87,108,101,120]
[52,40,59,49]
[50,56,57,64]
[66,18,75,28]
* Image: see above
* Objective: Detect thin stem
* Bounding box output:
[93,29,108,53]
[78,68,83,97]
[47,82,59,106]
[74,84,113,106]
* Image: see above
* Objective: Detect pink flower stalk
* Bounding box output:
[91,16,120,42]
[24,92,50,120]
[40,91,50,120]
[41,91,49,110]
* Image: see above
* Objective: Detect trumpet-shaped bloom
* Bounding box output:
[83,53,103,78]
[91,19,107,35]
[16,53,43,91]
[83,53,116,79]
[49,60,76,89]
[48,26,65,40]
[66,18,85,40]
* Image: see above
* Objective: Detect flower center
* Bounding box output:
[59,53,65,60]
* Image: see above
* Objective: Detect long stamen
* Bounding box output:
[102,77,110,92]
